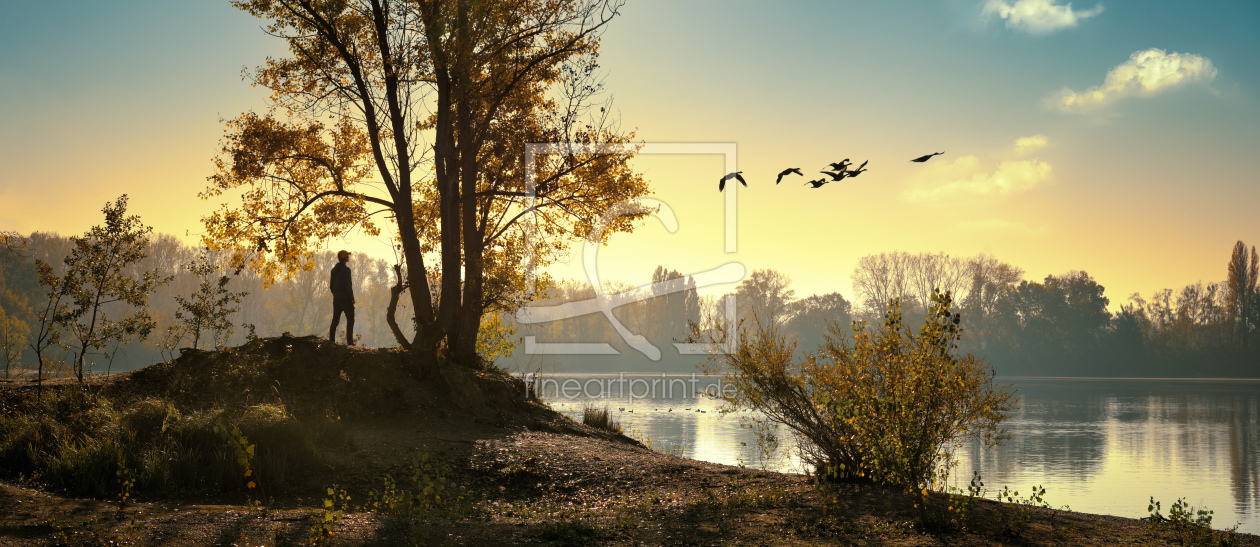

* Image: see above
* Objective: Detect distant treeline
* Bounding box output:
[0,232,417,377]
[509,244,1260,378]
[2,229,1257,378]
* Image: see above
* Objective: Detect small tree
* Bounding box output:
[174,252,248,349]
[60,196,169,384]
[0,304,30,378]
[705,290,1017,512]
[29,260,70,393]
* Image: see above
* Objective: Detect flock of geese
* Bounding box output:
[718,151,945,191]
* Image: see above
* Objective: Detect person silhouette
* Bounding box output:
[329,250,355,345]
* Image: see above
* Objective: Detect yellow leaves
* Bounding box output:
[217,0,651,332]
[201,112,380,286]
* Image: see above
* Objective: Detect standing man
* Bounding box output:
[329,250,355,345]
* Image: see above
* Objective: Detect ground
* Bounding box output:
[0,336,1254,546]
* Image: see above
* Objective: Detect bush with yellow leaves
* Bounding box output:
[705,290,1017,499]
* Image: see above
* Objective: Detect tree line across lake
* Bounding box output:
[510,246,1260,378]
[1,222,1257,378]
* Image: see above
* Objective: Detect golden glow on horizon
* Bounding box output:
[1,2,1256,314]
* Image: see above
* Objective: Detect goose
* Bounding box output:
[775,168,803,184]
[718,171,747,191]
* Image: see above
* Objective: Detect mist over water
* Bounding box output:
[542,374,1260,534]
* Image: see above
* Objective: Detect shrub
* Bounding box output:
[706,291,1017,497]
[0,389,323,498]
[581,405,620,433]
[1148,496,1238,546]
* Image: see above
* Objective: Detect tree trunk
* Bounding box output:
[36,351,44,397]
[386,264,410,349]
[445,0,483,363]
[396,207,434,347]
[428,26,461,356]
[455,141,484,363]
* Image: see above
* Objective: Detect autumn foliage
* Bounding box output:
[708,291,1017,493]
[202,0,647,365]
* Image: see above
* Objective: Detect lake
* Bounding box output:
[533,374,1260,534]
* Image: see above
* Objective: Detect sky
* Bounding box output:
[1,0,1258,308]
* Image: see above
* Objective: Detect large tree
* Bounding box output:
[783,292,852,354]
[204,0,648,365]
[649,265,699,344]
[735,269,796,328]
[1225,240,1258,346]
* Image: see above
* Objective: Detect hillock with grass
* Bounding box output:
[0,333,588,497]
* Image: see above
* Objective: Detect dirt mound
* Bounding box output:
[110,333,527,420]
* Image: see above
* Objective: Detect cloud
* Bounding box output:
[982,0,1103,35]
[904,154,1053,201]
[1013,134,1048,155]
[1052,48,1218,112]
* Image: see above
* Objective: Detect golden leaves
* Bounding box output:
[213,0,648,347]
[201,112,375,286]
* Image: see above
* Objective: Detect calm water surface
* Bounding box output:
[538,374,1260,534]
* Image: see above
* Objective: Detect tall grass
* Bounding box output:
[0,388,324,499]
[581,404,620,433]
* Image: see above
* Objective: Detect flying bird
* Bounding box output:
[827,159,851,171]
[820,170,848,181]
[910,152,944,163]
[804,178,829,188]
[775,168,803,184]
[846,160,869,178]
[718,171,746,192]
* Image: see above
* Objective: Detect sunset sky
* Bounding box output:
[1,0,1257,308]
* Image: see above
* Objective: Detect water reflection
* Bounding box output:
[542,375,1260,533]
[949,379,1260,533]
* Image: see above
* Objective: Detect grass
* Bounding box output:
[0,387,325,499]
[581,404,620,433]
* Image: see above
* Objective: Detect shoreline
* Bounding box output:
[2,338,1257,545]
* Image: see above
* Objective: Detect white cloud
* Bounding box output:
[982,0,1103,35]
[1014,134,1049,155]
[904,155,1053,201]
[1052,48,1218,112]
